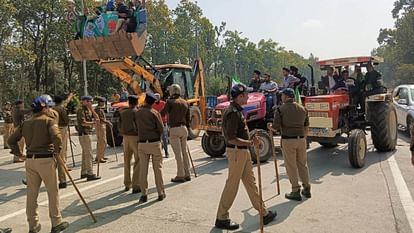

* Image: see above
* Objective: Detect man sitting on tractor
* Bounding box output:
[259,73,278,115]
[280,67,300,90]
[249,70,262,92]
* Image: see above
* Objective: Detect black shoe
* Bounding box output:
[28,224,41,233]
[3,147,9,149]
[80,174,88,179]
[215,219,239,230]
[139,195,148,203]
[59,182,67,189]
[184,176,191,181]
[22,179,27,185]
[51,221,69,233]
[124,187,130,192]
[0,227,12,233]
[171,177,186,183]
[301,186,311,198]
[165,153,169,158]
[86,174,101,181]
[285,191,302,201]
[132,188,141,194]
[263,210,277,225]
[158,193,166,201]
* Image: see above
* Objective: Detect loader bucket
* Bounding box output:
[67,30,147,62]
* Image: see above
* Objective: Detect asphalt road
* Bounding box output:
[0,128,413,233]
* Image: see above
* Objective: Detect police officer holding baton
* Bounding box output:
[214,84,276,230]
[268,88,311,201]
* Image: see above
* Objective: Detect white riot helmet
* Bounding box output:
[169,84,181,96]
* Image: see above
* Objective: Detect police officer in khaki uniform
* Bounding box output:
[12,100,31,160]
[119,95,140,193]
[76,96,101,181]
[8,96,69,233]
[215,84,276,230]
[268,88,311,201]
[2,102,13,150]
[135,93,165,203]
[52,94,73,189]
[160,84,191,183]
[95,97,111,163]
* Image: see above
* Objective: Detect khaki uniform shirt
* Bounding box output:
[119,107,138,136]
[222,102,249,145]
[95,106,106,128]
[135,105,163,141]
[12,108,31,127]
[52,105,70,127]
[160,97,190,128]
[8,112,62,156]
[76,106,94,135]
[2,109,13,123]
[272,100,309,137]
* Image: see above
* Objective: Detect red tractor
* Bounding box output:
[305,56,397,168]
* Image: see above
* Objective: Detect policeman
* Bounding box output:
[215,84,276,230]
[135,93,165,203]
[52,94,73,189]
[119,95,140,193]
[12,100,31,160]
[268,88,311,201]
[160,84,191,183]
[8,96,69,233]
[76,96,100,181]
[95,96,111,163]
[2,102,13,150]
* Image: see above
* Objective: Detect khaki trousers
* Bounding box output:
[96,125,107,160]
[169,126,190,178]
[13,126,25,155]
[25,157,62,230]
[123,136,140,189]
[3,123,13,148]
[138,141,164,196]
[79,135,93,175]
[57,127,68,183]
[281,138,310,192]
[216,148,268,220]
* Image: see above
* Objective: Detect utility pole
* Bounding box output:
[195,1,199,58]
[81,0,88,95]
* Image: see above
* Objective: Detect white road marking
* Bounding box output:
[388,155,414,231]
[0,149,200,223]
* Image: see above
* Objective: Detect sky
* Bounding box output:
[165,0,396,60]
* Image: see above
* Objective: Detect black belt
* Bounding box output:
[79,132,91,136]
[139,139,160,143]
[281,135,305,139]
[27,154,54,159]
[170,124,186,128]
[226,145,248,149]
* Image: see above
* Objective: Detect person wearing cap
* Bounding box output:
[248,70,262,92]
[52,93,74,189]
[8,96,69,233]
[161,84,191,183]
[259,73,278,114]
[2,102,13,150]
[268,88,311,201]
[11,100,31,162]
[95,96,111,163]
[76,95,101,181]
[119,95,141,193]
[215,83,277,230]
[152,93,169,158]
[135,93,165,203]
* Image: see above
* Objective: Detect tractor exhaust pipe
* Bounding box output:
[307,64,316,96]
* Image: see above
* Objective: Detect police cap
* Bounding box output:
[281,88,295,98]
[145,93,157,105]
[231,84,252,99]
[81,95,93,101]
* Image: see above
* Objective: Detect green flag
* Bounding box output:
[294,87,302,104]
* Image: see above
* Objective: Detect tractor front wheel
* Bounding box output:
[249,129,272,163]
[202,132,226,157]
[348,129,367,168]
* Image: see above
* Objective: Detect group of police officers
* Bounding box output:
[1,74,312,232]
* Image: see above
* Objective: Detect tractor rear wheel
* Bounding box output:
[348,129,367,168]
[368,102,397,152]
[188,106,202,140]
[249,129,272,163]
[202,133,225,157]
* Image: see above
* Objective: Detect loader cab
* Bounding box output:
[156,65,194,99]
